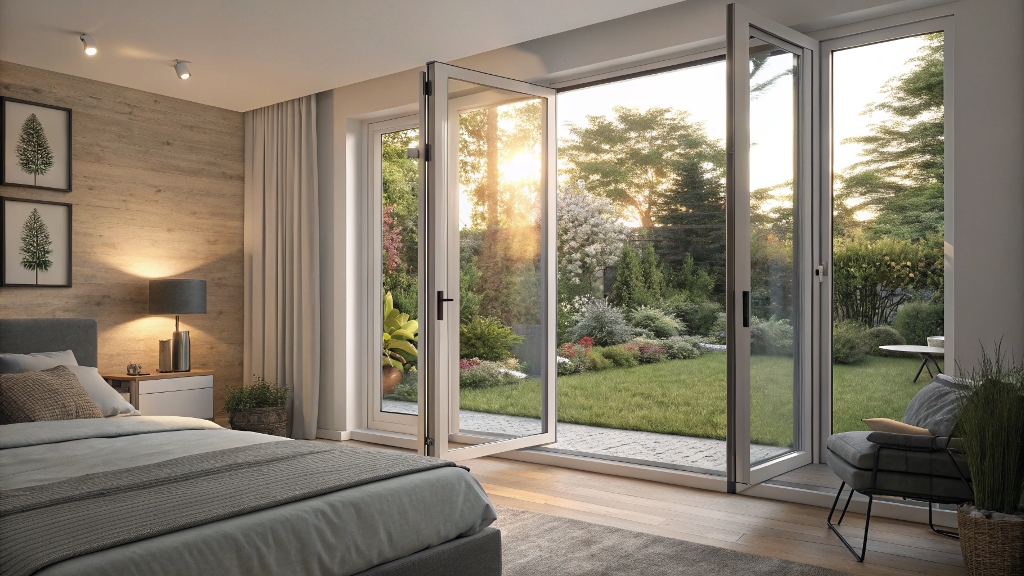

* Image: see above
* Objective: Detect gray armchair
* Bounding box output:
[825,374,973,561]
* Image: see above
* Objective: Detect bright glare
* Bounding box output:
[501,150,541,184]
[180,73,190,79]
[85,47,97,56]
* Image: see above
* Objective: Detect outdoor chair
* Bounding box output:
[824,374,973,561]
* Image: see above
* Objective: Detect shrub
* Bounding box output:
[459,358,524,388]
[832,321,871,364]
[750,317,794,356]
[460,316,523,361]
[567,300,634,346]
[662,336,704,360]
[224,375,289,413]
[662,297,722,337]
[630,339,670,364]
[710,312,728,345]
[391,369,418,402]
[629,306,682,338]
[833,234,943,326]
[866,325,906,356]
[585,349,614,371]
[596,344,639,368]
[557,342,588,375]
[894,300,943,346]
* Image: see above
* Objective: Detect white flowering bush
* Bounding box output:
[557,189,627,297]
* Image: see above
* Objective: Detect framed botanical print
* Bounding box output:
[1,98,72,192]
[1,197,72,287]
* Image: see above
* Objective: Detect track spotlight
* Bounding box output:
[174,60,191,80]
[81,34,97,56]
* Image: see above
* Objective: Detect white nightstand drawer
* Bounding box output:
[139,387,214,419]
[141,375,213,394]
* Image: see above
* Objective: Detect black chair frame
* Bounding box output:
[826,439,973,562]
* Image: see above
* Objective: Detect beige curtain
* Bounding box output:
[243,95,320,439]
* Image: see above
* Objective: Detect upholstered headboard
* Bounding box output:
[0,318,98,368]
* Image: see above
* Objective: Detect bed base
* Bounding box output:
[355,527,501,576]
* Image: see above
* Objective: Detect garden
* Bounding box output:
[381,35,946,453]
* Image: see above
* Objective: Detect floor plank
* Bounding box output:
[341,440,963,576]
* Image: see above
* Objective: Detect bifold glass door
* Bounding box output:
[726,4,817,489]
[420,62,557,460]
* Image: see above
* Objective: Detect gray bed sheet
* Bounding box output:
[0,417,496,576]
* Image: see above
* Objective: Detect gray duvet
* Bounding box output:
[0,417,496,576]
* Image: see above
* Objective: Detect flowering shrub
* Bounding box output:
[662,336,704,360]
[567,300,634,346]
[459,358,525,388]
[630,339,669,364]
[557,190,627,299]
[382,204,403,272]
[578,337,594,349]
[557,342,588,375]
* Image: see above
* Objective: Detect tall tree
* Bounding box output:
[19,208,53,285]
[559,107,721,227]
[15,113,54,186]
[608,243,649,309]
[654,155,726,288]
[835,34,944,241]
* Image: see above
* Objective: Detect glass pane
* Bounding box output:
[831,34,945,433]
[449,79,545,439]
[748,42,798,464]
[552,58,730,474]
[381,128,421,415]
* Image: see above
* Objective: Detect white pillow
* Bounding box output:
[66,365,140,417]
[0,350,79,374]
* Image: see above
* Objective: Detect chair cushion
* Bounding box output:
[904,374,962,436]
[826,431,969,480]
[826,450,973,503]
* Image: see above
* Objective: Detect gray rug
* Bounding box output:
[493,505,849,576]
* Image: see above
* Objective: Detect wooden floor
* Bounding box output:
[342,440,963,576]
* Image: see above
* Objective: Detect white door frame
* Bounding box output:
[422,61,558,461]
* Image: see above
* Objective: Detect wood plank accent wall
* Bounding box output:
[0,61,245,416]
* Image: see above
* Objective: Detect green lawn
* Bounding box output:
[459,354,929,447]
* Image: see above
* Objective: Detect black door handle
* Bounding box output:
[437,291,454,320]
[742,291,750,328]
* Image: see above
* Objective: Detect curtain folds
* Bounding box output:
[243,95,320,439]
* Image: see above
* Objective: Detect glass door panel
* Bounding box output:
[727,4,816,489]
[423,62,557,461]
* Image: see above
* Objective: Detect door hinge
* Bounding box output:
[815,264,825,283]
[425,437,435,447]
[423,143,431,162]
[422,73,432,96]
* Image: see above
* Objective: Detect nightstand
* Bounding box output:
[103,370,214,419]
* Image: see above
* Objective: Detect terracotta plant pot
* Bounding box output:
[958,506,1024,575]
[382,366,403,395]
[229,406,288,437]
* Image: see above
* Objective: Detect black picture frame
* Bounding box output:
[1,97,73,192]
[1,196,73,287]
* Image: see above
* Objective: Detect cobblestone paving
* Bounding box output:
[382,400,788,471]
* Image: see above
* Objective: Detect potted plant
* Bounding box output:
[224,375,289,436]
[381,291,418,395]
[955,345,1024,575]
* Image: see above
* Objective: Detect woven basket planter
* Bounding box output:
[229,407,288,437]
[958,506,1024,575]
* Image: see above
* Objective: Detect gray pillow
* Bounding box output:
[0,366,104,423]
[66,365,139,417]
[904,374,963,437]
[0,350,80,374]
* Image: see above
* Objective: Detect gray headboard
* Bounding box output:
[0,318,98,368]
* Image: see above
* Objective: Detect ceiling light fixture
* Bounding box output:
[80,34,97,56]
[174,60,191,80]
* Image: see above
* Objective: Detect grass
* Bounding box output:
[459,354,930,447]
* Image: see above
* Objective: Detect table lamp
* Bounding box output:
[149,279,207,372]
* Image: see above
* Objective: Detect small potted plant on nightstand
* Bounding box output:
[224,375,289,436]
[955,344,1024,575]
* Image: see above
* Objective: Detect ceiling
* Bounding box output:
[0,0,683,112]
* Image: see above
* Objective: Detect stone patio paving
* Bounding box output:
[382,400,789,471]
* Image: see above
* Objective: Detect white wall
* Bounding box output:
[315,0,1024,435]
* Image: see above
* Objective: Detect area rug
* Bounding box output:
[492,505,850,576]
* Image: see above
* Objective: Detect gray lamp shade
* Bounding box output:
[149,279,207,315]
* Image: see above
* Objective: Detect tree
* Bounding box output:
[19,208,53,285]
[638,244,665,302]
[835,34,944,241]
[609,244,648,309]
[15,114,54,186]
[559,107,721,227]
[557,188,627,300]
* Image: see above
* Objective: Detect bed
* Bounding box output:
[0,318,501,576]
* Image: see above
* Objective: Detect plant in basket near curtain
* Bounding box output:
[954,344,1024,575]
[381,291,419,395]
[224,375,290,436]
